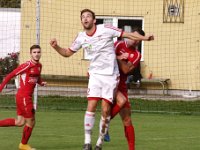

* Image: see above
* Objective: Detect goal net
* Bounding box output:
[0,0,200,112]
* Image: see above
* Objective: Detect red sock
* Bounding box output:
[21,126,33,144]
[124,125,135,150]
[111,104,121,119]
[0,118,15,127]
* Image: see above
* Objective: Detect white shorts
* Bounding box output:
[87,73,120,104]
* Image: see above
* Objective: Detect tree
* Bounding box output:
[0,0,21,8]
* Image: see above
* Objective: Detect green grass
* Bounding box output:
[1,95,200,114]
[0,110,200,150]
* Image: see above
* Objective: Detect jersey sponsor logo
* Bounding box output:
[83,43,93,54]
[28,77,38,84]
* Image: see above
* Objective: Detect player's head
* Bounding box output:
[127,27,145,48]
[132,27,145,36]
[80,9,96,30]
[30,44,41,62]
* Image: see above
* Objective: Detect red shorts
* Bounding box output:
[16,94,35,118]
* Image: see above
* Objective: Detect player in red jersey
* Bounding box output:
[105,28,147,150]
[0,45,46,150]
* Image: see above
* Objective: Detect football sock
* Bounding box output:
[96,116,111,147]
[21,125,33,144]
[84,111,95,144]
[0,118,15,127]
[124,125,135,150]
[111,103,121,119]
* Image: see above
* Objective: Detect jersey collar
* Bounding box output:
[86,25,97,37]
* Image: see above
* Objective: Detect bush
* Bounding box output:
[0,52,19,81]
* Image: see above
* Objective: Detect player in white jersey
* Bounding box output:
[50,9,154,150]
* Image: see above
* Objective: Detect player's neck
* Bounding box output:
[31,59,39,64]
[85,25,96,36]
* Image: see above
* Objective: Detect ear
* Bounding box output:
[93,19,96,24]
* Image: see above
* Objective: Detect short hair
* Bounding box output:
[30,44,41,53]
[80,9,95,19]
[132,27,145,36]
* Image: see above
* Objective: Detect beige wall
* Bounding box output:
[20,0,200,90]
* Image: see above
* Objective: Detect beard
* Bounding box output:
[83,22,93,30]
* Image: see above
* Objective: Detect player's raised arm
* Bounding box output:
[122,31,154,41]
[50,38,75,57]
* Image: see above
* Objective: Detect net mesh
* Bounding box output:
[0,0,200,112]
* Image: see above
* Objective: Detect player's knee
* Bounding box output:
[25,118,35,128]
[123,117,132,126]
[100,102,111,118]
[15,119,25,127]
[116,92,127,107]
[101,106,110,117]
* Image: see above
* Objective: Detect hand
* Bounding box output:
[50,38,58,48]
[41,82,47,86]
[147,35,154,41]
[117,52,129,60]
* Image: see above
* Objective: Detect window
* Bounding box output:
[163,0,184,23]
[83,16,144,60]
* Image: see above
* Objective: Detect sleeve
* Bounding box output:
[69,33,82,52]
[37,64,44,86]
[0,62,30,92]
[104,24,123,38]
[114,41,125,56]
[37,76,44,86]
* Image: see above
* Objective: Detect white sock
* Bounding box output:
[84,111,95,144]
[96,116,111,147]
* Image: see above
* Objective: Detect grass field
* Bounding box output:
[0,110,200,150]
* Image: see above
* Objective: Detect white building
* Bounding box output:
[0,8,20,58]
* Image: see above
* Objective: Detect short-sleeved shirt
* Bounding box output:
[70,24,123,75]
[115,40,141,93]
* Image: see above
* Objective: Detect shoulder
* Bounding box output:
[37,62,42,67]
[19,61,31,68]
[115,40,125,55]
[103,24,122,32]
[114,40,125,48]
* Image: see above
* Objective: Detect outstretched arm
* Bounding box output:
[0,62,30,92]
[0,72,16,92]
[50,38,75,57]
[122,31,154,41]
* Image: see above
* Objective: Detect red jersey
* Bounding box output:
[115,40,141,93]
[0,60,43,96]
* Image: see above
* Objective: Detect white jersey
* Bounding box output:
[69,24,123,75]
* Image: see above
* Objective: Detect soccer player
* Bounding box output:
[104,28,147,150]
[50,9,154,150]
[0,45,46,150]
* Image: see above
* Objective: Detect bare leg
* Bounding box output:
[96,100,111,148]
[120,107,135,150]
